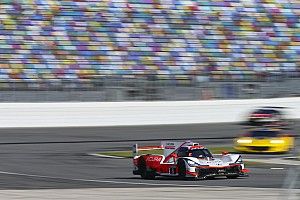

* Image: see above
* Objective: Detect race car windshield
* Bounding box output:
[190,149,213,158]
[250,130,280,138]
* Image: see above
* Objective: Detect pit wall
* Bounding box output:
[1,97,299,128]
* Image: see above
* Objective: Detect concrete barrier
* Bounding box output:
[0,97,299,128]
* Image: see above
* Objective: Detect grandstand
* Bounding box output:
[0,0,299,100]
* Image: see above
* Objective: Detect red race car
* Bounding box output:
[133,141,248,180]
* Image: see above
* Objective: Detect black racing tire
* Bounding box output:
[226,175,239,179]
[138,157,155,180]
[177,159,187,180]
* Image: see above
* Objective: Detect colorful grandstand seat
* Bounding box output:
[0,0,299,84]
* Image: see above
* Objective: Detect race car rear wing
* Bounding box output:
[132,141,199,158]
[132,144,138,157]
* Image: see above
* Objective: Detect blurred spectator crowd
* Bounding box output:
[0,0,299,86]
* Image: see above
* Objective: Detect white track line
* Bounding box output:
[0,170,208,187]
[0,170,266,189]
[89,153,125,159]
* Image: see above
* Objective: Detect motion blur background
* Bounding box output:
[0,0,299,102]
[0,1,299,199]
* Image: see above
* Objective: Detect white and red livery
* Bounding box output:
[133,141,249,180]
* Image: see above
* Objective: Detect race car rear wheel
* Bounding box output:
[138,157,155,180]
[177,159,186,180]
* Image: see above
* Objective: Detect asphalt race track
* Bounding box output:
[0,122,298,190]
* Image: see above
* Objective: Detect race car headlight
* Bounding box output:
[270,140,285,144]
[237,139,252,144]
[187,160,198,167]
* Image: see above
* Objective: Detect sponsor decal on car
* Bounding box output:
[146,156,162,162]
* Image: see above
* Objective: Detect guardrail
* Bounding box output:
[0,97,299,128]
[1,78,300,102]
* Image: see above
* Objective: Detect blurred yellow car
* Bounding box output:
[234,128,295,153]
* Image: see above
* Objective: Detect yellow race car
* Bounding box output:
[234,128,295,153]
